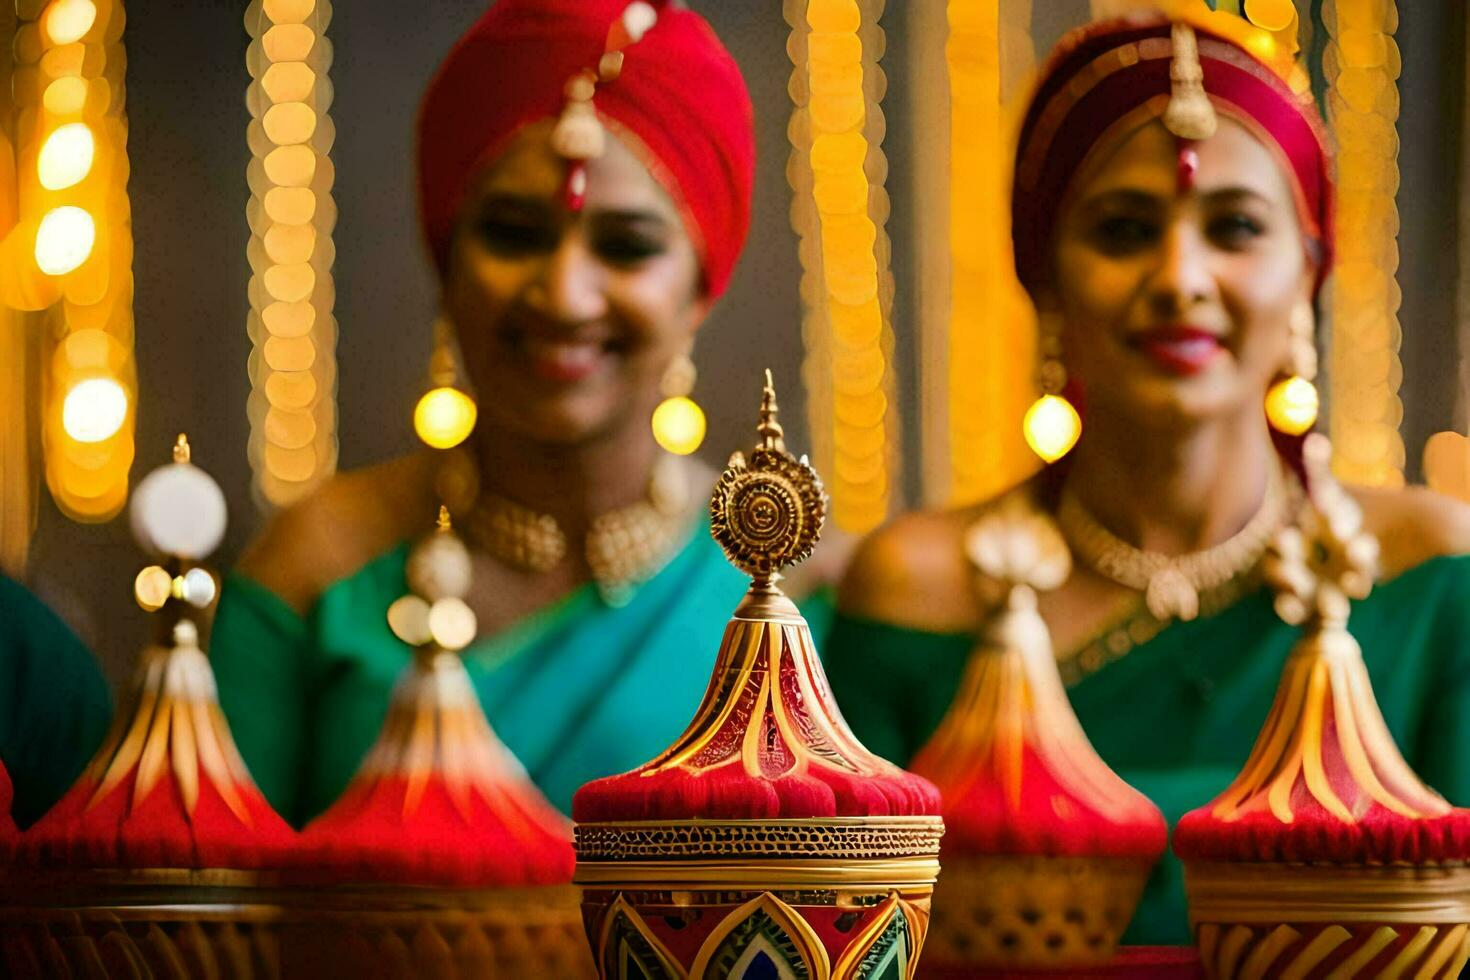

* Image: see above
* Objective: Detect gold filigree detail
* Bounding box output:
[710,371,826,586]
[573,819,944,862]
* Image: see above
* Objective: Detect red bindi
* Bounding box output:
[1176,140,1199,192]
[562,161,588,213]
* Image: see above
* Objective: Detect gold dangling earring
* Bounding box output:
[1023,312,1081,463]
[413,315,478,451]
[651,348,706,456]
[1265,299,1320,436]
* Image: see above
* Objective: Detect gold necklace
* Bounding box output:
[437,449,693,606]
[1057,462,1293,623]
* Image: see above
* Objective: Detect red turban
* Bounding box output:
[1011,13,1334,298]
[416,0,755,298]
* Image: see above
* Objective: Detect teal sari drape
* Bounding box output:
[0,575,113,828]
[822,554,1470,946]
[210,518,835,826]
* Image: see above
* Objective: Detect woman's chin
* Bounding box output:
[1103,374,1259,431]
[481,396,622,446]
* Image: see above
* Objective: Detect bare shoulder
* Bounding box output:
[235,452,438,613]
[1350,483,1470,578]
[837,488,1034,632]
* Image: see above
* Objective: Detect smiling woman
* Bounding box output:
[203,0,814,827]
[823,10,1470,947]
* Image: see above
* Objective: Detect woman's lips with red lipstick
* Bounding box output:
[1129,325,1224,376]
[520,335,606,382]
[502,325,618,384]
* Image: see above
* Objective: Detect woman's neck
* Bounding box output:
[1063,404,1276,556]
[470,418,658,538]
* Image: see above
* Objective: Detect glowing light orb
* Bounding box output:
[414,386,477,449]
[62,377,128,443]
[1023,394,1081,464]
[1266,376,1319,436]
[44,0,97,45]
[38,122,96,190]
[35,206,96,275]
[651,395,706,455]
[1244,0,1296,33]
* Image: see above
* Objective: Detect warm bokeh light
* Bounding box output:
[264,186,316,224]
[262,262,315,302]
[263,102,317,144]
[264,144,316,186]
[262,62,316,103]
[249,0,339,507]
[1023,394,1081,464]
[1326,0,1404,486]
[1266,376,1319,436]
[62,377,128,443]
[263,0,315,24]
[262,24,316,62]
[414,387,477,450]
[786,0,895,532]
[23,0,137,523]
[35,206,96,275]
[43,76,89,114]
[1243,0,1296,33]
[37,122,96,190]
[651,396,706,456]
[263,224,317,264]
[43,0,97,45]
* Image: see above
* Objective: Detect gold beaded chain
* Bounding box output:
[438,448,696,607]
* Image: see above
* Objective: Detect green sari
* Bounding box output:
[210,517,835,826]
[822,554,1470,946]
[0,575,113,828]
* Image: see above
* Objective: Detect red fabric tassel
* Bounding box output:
[294,774,573,888]
[18,764,295,870]
[574,618,941,822]
[1175,801,1470,865]
[937,744,1166,861]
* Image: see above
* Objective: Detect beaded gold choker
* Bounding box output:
[1057,462,1294,623]
[439,450,693,606]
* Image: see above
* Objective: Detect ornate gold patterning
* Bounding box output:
[710,371,826,586]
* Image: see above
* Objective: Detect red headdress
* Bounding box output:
[1011,10,1333,299]
[416,0,755,298]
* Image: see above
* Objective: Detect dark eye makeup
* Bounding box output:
[470,195,670,266]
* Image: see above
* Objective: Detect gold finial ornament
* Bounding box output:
[391,504,479,653]
[130,435,228,614]
[1164,22,1218,140]
[710,371,825,586]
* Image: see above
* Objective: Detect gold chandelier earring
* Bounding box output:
[1265,299,1320,436]
[650,347,706,456]
[1023,311,1082,463]
[414,315,478,451]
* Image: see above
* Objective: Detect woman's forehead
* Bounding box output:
[472,121,679,218]
[1075,117,1293,208]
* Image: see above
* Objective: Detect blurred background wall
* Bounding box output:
[12,0,1467,687]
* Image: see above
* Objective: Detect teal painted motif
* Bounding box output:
[709,909,811,980]
[852,908,910,980]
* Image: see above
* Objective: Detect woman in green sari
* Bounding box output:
[0,574,112,828]
[208,0,834,826]
[825,12,1470,946]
